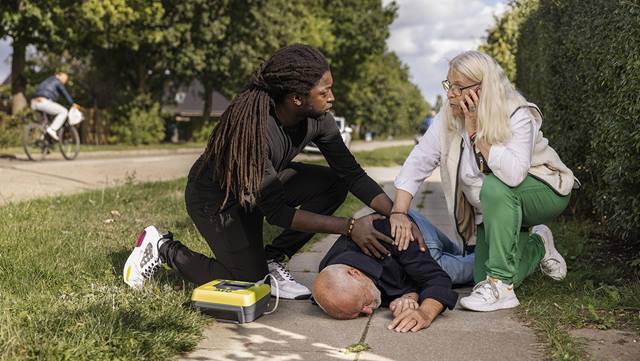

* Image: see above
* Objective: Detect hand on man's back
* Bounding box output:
[350,214,393,259]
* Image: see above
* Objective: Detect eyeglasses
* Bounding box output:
[442,79,480,96]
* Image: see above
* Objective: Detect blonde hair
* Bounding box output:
[443,50,528,144]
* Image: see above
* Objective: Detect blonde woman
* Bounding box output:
[390,50,577,312]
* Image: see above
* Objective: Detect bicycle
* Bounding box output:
[23,111,80,161]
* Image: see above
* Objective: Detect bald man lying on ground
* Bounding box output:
[313,213,463,333]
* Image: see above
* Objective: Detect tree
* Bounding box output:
[479,0,538,82]
[0,0,70,113]
[322,0,398,123]
[71,0,171,98]
[345,52,428,136]
[169,0,335,122]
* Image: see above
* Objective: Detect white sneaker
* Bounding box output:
[267,260,311,300]
[532,225,567,280]
[46,127,59,141]
[459,277,520,312]
[123,226,166,288]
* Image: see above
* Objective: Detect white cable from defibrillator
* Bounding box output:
[259,273,279,315]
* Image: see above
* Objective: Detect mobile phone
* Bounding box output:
[463,87,480,110]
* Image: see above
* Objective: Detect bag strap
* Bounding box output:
[509,103,543,119]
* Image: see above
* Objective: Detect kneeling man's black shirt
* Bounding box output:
[319,218,458,311]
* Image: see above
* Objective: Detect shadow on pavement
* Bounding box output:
[179,298,382,361]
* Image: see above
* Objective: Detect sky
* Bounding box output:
[383,0,508,104]
[0,0,508,103]
[0,38,10,83]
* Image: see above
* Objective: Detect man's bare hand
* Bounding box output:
[387,308,432,333]
[350,214,393,259]
[389,294,419,318]
[387,298,443,333]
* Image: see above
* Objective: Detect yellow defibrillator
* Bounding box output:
[191,279,272,323]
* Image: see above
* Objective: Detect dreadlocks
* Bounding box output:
[201,44,330,211]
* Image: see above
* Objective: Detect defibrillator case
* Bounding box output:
[191,279,271,323]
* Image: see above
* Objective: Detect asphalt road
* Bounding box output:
[0,139,413,205]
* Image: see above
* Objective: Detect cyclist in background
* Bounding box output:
[419,110,436,135]
[31,72,79,141]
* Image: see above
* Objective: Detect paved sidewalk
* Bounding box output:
[179,170,542,361]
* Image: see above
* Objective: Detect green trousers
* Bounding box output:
[473,174,570,287]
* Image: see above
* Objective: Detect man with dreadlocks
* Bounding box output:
[123,44,426,299]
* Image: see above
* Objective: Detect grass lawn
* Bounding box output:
[516,217,640,360]
[0,178,364,360]
[305,145,413,168]
[353,145,413,167]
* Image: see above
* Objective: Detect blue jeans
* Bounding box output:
[408,209,475,285]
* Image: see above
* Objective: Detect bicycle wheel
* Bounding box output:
[59,124,80,160]
[23,123,49,161]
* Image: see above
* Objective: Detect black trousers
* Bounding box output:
[160,162,349,285]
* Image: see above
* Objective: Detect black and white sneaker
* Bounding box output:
[267,260,311,300]
[123,225,167,288]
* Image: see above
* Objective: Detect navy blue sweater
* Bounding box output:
[319,217,459,311]
[33,76,74,105]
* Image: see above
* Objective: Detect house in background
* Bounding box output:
[0,74,14,113]
[161,79,230,142]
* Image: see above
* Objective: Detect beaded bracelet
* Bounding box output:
[346,217,356,237]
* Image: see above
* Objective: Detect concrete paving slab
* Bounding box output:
[358,286,541,361]
[289,271,316,290]
[180,300,368,361]
[363,307,542,361]
[181,348,359,361]
[361,328,540,361]
[287,253,325,273]
[570,328,640,361]
[365,166,402,184]
[306,234,339,254]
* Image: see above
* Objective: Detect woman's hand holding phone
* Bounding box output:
[460,87,480,135]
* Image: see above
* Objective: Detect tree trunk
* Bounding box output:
[10,39,27,114]
[137,62,147,95]
[202,80,214,123]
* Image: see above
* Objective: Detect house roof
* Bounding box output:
[163,79,230,117]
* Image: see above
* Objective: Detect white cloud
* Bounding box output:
[383,0,508,104]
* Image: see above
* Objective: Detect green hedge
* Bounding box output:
[0,111,31,148]
[108,95,165,145]
[516,0,640,240]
